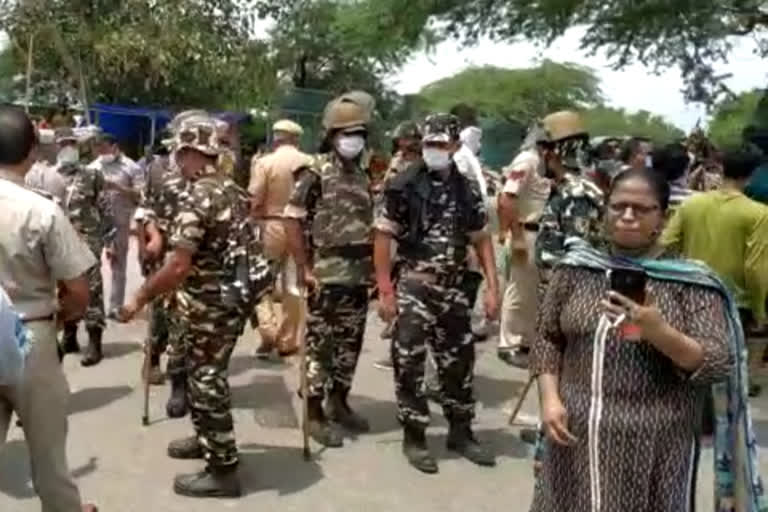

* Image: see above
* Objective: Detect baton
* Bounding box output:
[297,289,310,460]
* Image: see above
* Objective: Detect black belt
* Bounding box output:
[522,222,540,232]
[22,313,55,323]
[317,245,373,259]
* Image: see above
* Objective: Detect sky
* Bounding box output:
[387,27,767,132]
[2,26,764,131]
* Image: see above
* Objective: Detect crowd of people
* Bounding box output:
[0,87,767,512]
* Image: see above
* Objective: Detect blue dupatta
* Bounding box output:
[559,238,767,512]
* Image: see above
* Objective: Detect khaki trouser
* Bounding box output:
[256,220,300,352]
[499,230,539,351]
[0,320,83,512]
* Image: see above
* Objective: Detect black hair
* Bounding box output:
[97,133,118,145]
[0,106,37,166]
[449,103,478,129]
[610,168,671,212]
[722,147,762,180]
[619,136,650,164]
[652,143,690,182]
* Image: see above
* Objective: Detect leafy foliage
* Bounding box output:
[708,89,764,148]
[432,0,768,105]
[583,106,685,142]
[417,60,603,122]
[0,0,277,109]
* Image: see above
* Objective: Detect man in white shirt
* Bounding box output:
[89,133,144,316]
[0,106,99,512]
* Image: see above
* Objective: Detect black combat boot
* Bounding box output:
[446,421,496,467]
[402,424,438,474]
[173,465,242,498]
[81,328,103,367]
[308,397,343,447]
[166,373,188,418]
[326,389,370,433]
[168,435,203,459]
[62,323,80,354]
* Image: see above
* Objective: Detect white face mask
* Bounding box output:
[100,154,117,165]
[422,147,452,170]
[57,146,79,165]
[335,135,365,160]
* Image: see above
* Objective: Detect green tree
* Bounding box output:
[708,89,764,148]
[584,107,684,142]
[417,60,603,123]
[431,0,768,105]
[0,0,277,109]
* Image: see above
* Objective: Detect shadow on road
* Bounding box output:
[232,374,299,429]
[104,341,142,360]
[70,385,133,415]
[427,427,531,462]
[238,443,323,496]
[0,442,98,499]
[475,374,527,410]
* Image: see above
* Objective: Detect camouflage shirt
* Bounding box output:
[284,152,374,286]
[535,173,604,284]
[375,163,488,275]
[58,162,116,250]
[170,165,243,332]
[141,157,188,236]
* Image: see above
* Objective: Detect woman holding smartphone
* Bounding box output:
[529,168,766,511]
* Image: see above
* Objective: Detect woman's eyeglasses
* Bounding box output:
[608,202,660,216]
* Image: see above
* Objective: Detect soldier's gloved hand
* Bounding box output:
[378,290,398,324]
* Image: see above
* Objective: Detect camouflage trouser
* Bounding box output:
[83,246,105,331]
[149,294,186,377]
[305,285,368,399]
[184,322,240,469]
[393,275,475,428]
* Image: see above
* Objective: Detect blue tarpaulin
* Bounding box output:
[88,103,172,147]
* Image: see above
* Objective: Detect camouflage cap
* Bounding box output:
[392,121,422,141]
[422,113,461,143]
[173,117,222,157]
[168,109,210,134]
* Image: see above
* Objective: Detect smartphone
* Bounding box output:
[609,267,647,304]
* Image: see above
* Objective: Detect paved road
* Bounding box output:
[1,240,768,511]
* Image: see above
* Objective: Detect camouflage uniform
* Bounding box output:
[532,172,604,470]
[285,152,373,400]
[59,161,115,330]
[170,163,245,470]
[140,156,189,377]
[376,159,488,430]
[535,174,605,291]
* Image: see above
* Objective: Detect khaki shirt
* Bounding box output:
[249,145,311,260]
[0,169,96,319]
[501,149,551,223]
[248,144,311,218]
[24,161,67,203]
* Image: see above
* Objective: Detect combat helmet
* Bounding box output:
[541,111,588,143]
[322,91,375,133]
[422,113,461,143]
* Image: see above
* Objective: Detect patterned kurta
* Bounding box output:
[529,265,732,512]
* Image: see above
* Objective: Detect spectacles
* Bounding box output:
[608,202,660,216]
